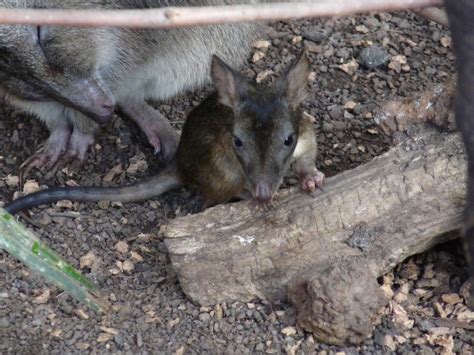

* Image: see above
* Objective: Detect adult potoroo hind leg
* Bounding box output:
[20,116,71,170]
[292,113,325,193]
[445,0,474,306]
[119,99,179,160]
[6,96,98,170]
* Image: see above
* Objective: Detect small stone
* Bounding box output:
[339,59,359,75]
[33,289,50,304]
[115,241,129,254]
[127,155,148,174]
[434,302,447,318]
[388,55,408,73]
[122,260,135,272]
[358,46,390,69]
[199,313,211,323]
[98,200,110,209]
[74,309,89,320]
[214,304,223,320]
[441,293,462,305]
[440,36,451,48]
[55,200,73,209]
[305,42,322,54]
[114,334,125,347]
[80,251,99,269]
[168,317,180,328]
[97,333,114,343]
[401,64,411,72]
[255,69,273,83]
[395,335,407,344]
[322,122,334,132]
[383,335,396,351]
[418,319,435,331]
[344,111,354,119]
[328,106,344,120]
[394,282,411,303]
[281,326,297,336]
[355,25,369,33]
[253,40,271,49]
[23,180,40,194]
[252,50,266,63]
[392,302,414,329]
[380,284,394,299]
[456,308,474,322]
[103,163,123,182]
[291,36,303,44]
[5,174,19,188]
[130,251,144,262]
[303,28,329,43]
[110,201,124,209]
[357,145,366,153]
[100,326,119,335]
[344,101,357,110]
[51,329,62,338]
[175,345,186,355]
[75,342,90,350]
[109,268,121,275]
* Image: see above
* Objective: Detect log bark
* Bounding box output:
[162,128,466,344]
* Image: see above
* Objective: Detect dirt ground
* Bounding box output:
[1,11,472,354]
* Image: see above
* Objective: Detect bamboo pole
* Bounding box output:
[0,209,110,313]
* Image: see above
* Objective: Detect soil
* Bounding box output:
[1,11,472,354]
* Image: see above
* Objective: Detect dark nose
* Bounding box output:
[255,182,272,203]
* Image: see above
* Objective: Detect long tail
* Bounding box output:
[4,167,182,215]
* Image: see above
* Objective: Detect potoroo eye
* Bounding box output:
[234,136,243,148]
[284,134,295,146]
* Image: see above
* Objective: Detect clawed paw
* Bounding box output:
[20,129,94,183]
[145,127,178,160]
[300,169,325,194]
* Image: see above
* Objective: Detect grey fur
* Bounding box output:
[0,0,264,162]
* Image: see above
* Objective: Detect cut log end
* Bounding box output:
[288,260,387,345]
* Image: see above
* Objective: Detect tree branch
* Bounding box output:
[415,6,448,26]
[0,0,443,28]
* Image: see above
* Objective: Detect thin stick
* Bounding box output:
[0,0,442,29]
[414,7,448,26]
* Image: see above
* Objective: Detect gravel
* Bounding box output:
[1,11,472,354]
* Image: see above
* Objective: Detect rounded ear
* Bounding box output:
[211,55,247,110]
[276,51,311,109]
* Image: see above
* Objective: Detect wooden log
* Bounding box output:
[162,128,466,344]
